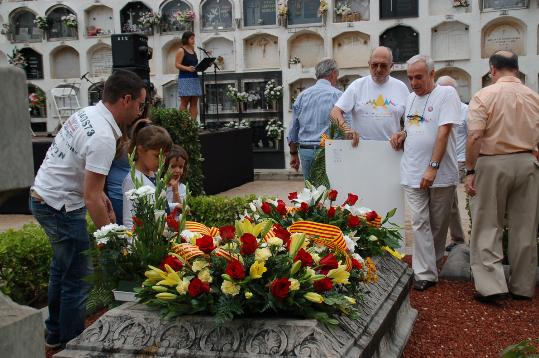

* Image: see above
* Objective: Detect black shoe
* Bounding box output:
[45,333,62,349]
[413,280,436,291]
[473,292,507,303]
[509,292,532,300]
[445,242,463,252]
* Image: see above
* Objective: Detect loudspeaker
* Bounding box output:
[111,33,151,69]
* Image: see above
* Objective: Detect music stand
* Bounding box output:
[196,57,216,129]
[195,57,216,73]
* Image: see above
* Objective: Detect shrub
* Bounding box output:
[189,195,256,228]
[0,224,51,307]
[150,108,205,196]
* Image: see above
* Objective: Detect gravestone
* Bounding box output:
[244,0,277,26]
[431,21,470,61]
[333,31,370,69]
[380,0,418,19]
[482,19,526,58]
[380,26,418,63]
[482,0,528,11]
[160,0,193,33]
[201,0,233,31]
[163,80,179,109]
[163,40,182,74]
[55,255,416,358]
[435,67,471,102]
[203,37,234,71]
[89,45,113,77]
[289,33,324,68]
[51,46,80,79]
[244,34,280,69]
[20,48,44,80]
[85,5,114,36]
[287,0,322,25]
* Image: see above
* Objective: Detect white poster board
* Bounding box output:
[325,140,405,244]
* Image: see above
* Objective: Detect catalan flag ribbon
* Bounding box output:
[209,227,219,237]
[172,243,205,262]
[185,221,211,236]
[215,248,237,262]
[319,133,330,148]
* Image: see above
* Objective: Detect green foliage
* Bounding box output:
[0,224,51,307]
[308,121,345,188]
[501,338,539,358]
[189,195,257,227]
[150,107,205,196]
[86,285,116,315]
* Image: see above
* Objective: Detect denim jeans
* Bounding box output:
[30,197,92,344]
[299,147,317,181]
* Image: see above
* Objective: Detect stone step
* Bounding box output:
[254,169,304,181]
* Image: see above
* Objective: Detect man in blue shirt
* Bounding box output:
[287,59,352,180]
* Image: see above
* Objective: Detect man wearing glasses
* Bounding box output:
[30,69,146,349]
[330,46,409,142]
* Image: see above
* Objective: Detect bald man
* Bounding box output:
[436,76,468,252]
[330,46,409,142]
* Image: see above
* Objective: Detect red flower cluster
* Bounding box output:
[188,278,210,297]
[344,193,359,206]
[351,258,362,270]
[160,255,183,271]
[240,233,258,255]
[319,253,339,275]
[271,277,291,300]
[313,277,333,292]
[225,260,245,280]
[294,248,313,267]
[166,213,179,232]
[347,215,361,227]
[328,189,338,201]
[219,225,235,241]
[261,202,272,215]
[288,192,298,201]
[196,235,216,253]
[132,216,143,229]
[275,200,287,216]
[327,206,336,218]
[300,202,309,212]
[366,210,378,222]
[272,224,291,245]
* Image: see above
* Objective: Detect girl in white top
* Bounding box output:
[165,144,188,209]
[122,124,173,229]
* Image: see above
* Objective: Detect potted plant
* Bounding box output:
[265,118,284,148]
[318,0,328,25]
[289,56,301,71]
[335,2,353,22]
[277,1,288,27]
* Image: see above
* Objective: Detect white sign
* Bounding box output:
[325,139,405,242]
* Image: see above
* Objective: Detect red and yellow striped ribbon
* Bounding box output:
[209,227,219,237]
[172,243,205,262]
[263,227,276,242]
[215,248,236,262]
[185,221,211,236]
[367,216,382,228]
[320,133,330,148]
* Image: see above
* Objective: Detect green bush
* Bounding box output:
[150,108,205,196]
[189,195,257,228]
[0,224,51,307]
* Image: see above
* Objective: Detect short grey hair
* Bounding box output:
[436,75,457,88]
[407,54,435,73]
[315,58,338,79]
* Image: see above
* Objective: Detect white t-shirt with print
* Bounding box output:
[33,101,122,211]
[454,102,468,162]
[400,85,462,188]
[335,75,410,140]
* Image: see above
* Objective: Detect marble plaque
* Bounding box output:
[333,31,370,69]
[482,20,525,57]
[380,26,418,63]
[432,21,470,61]
[244,0,277,26]
[51,46,80,79]
[289,33,324,68]
[244,34,280,69]
[89,45,112,77]
[20,48,43,80]
[201,0,233,31]
[203,37,235,71]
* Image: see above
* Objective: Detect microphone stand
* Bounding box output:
[199,47,220,130]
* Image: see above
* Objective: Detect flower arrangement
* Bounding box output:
[278,1,288,16]
[61,14,78,28]
[33,16,49,30]
[289,56,301,65]
[225,119,250,129]
[1,23,12,37]
[335,2,353,15]
[318,0,329,16]
[265,118,284,139]
[226,85,259,103]
[175,10,195,23]
[28,91,46,111]
[139,11,161,29]
[8,48,27,69]
[264,80,283,102]
[452,0,470,7]
[215,55,224,67]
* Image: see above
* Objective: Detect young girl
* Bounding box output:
[122,125,173,229]
[165,144,189,209]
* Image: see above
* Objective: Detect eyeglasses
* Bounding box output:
[124,94,146,112]
[369,63,391,70]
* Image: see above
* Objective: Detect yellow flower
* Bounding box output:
[290,260,302,275]
[255,247,272,261]
[198,268,212,283]
[249,260,267,279]
[289,233,305,258]
[245,291,253,299]
[156,292,177,300]
[344,296,356,305]
[176,278,190,295]
[289,278,300,291]
[144,265,166,281]
[221,280,241,296]
[192,259,209,272]
[304,292,324,303]
[327,264,350,284]
[267,237,283,247]
[152,285,167,292]
[157,267,181,287]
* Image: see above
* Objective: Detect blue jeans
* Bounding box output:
[299,147,317,181]
[109,196,123,225]
[30,197,92,344]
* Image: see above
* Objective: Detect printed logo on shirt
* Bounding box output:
[406,112,429,126]
[366,94,397,109]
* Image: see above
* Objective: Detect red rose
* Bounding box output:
[196,235,216,253]
[319,253,339,271]
[273,224,291,244]
[344,193,359,206]
[97,243,106,250]
[219,225,236,241]
[132,216,143,229]
[271,277,291,300]
[351,258,363,270]
[188,278,210,297]
[276,200,287,216]
[313,277,333,292]
[261,202,272,215]
[366,211,378,222]
[240,233,258,255]
[288,192,298,201]
[347,215,361,227]
[300,202,309,212]
[160,255,183,271]
[225,259,245,281]
[328,189,338,201]
[294,248,314,267]
[327,206,336,218]
[166,214,179,232]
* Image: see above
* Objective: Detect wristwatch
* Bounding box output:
[429,161,440,169]
[465,168,475,176]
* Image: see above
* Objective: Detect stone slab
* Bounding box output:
[55,255,416,358]
[0,292,45,358]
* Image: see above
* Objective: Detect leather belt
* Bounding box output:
[299,144,320,150]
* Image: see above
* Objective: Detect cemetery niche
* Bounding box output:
[50,45,80,80]
[482,70,525,87]
[20,47,43,80]
[334,0,369,22]
[481,0,529,11]
[243,34,280,69]
[84,5,114,37]
[287,0,323,25]
[160,0,194,33]
[88,81,104,106]
[431,21,470,61]
[289,77,316,108]
[120,1,154,35]
[202,37,235,72]
[481,17,526,58]
[429,0,471,15]
[243,0,277,27]
[9,8,41,43]
[163,39,183,74]
[379,0,418,19]
[333,31,370,69]
[435,67,471,102]
[46,5,78,41]
[380,25,418,63]
[200,0,234,31]
[338,74,361,91]
[163,80,179,109]
[289,32,324,68]
[88,44,113,78]
[27,83,47,119]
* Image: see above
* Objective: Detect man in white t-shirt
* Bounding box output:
[30,70,146,348]
[436,76,468,252]
[390,55,462,291]
[330,46,410,141]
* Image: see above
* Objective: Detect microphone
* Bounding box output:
[197,46,206,51]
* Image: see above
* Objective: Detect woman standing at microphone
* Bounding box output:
[175,31,201,119]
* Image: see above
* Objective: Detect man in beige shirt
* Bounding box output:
[465,50,539,302]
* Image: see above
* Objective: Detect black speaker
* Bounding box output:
[111,33,151,69]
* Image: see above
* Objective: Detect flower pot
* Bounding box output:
[290,63,302,72]
[113,280,140,302]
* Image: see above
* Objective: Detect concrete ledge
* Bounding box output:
[254,169,304,181]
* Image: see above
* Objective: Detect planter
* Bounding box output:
[289,62,302,72]
[113,280,140,302]
[278,15,287,28]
